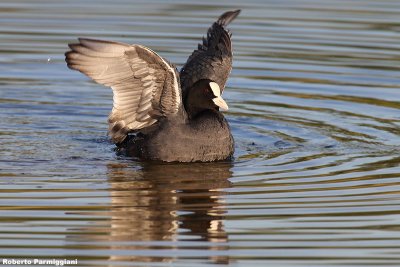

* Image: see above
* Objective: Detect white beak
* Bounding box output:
[212,96,229,111]
[209,82,228,111]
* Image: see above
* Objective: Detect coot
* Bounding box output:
[65,10,240,162]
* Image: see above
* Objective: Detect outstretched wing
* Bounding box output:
[65,38,181,144]
[180,9,240,98]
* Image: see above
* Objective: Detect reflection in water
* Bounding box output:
[105,162,232,264]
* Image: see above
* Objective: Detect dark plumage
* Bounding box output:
[65,10,240,162]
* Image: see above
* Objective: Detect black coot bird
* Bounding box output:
[65,10,240,162]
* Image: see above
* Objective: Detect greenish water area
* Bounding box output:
[1,0,400,266]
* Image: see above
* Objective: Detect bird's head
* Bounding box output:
[184,79,228,118]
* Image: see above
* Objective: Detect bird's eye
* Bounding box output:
[203,87,213,97]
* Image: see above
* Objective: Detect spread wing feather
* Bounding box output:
[180,9,240,98]
[65,38,181,143]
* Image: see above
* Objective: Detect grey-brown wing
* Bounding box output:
[180,9,240,98]
[65,38,181,143]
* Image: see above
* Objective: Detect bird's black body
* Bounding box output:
[122,109,234,162]
[65,10,240,162]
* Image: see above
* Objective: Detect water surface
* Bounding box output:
[1,0,400,266]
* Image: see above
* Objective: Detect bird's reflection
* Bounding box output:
[105,160,233,264]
